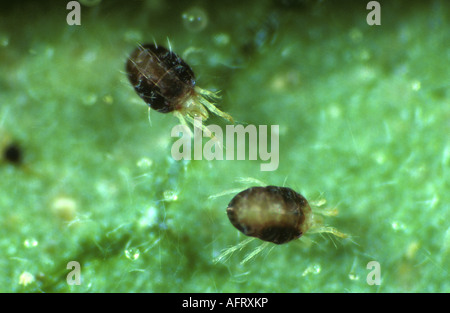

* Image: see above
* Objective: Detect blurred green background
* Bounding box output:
[0,0,449,292]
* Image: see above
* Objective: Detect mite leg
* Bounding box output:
[312,207,339,217]
[308,226,348,238]
[240,242,270,265]
[195,87,234,123]
[173,111,194,138]
[213,237,255,264]
[208,188,247,200]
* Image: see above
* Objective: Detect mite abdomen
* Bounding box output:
[126,44,195,113]
[226,186,311,244]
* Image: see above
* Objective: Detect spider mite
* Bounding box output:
[210,183,349,264]
[1,132,23,166]
[226,186,348,245]
[3,142,23,165]
[126,43,233,133]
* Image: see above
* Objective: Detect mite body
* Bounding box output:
[126,44,233,129]
[227,186,312,244]
[226,186,347,245]
[3,143,22,165]
[1,132,23,166]
[126,44,195,113]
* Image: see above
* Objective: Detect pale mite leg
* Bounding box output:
[214,237,256,264]
[195,87,234,123]
[208,177,267,200]
[184,114,215,140]
[240,242,269,265]
[307,226,348,238]
[312,206,339,217]
[173,111,193,138]
[234,177,267,186]
[147,107,152,126]
[307,206,348,238]
[208,188,246,200]
[214,238,271,265]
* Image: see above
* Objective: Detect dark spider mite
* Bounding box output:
[126,43,233,130]
[3,142,23,165]
[226,186,347,244]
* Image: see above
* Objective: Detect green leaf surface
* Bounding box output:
[0,0,448,292]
